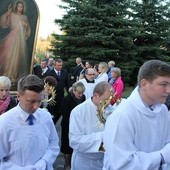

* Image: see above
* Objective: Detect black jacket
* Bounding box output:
[48,69,70,123]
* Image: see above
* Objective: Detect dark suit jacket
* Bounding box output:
[41,68,51,79]
[33,65,51,79]
[72,64,83,82]
[33,65,42,78]
[48,69,70,123]
[6,96,17,112]
[60,92,85,154]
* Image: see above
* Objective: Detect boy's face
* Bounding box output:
[17,90,44,114]
[141,76,170,105]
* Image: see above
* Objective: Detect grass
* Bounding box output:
[122,86,134,98]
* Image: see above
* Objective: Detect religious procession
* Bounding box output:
[0,0,170,170]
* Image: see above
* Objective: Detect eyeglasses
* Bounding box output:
[86,73,95,76]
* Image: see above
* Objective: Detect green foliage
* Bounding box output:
[49,0,170,85]
[122,86,134,98]
[132,0,170,61]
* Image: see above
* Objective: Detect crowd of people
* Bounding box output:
[0,58,170,170]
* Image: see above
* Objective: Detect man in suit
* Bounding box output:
[71,57,83,83]
[49,58,70,124]
[33,59,51,79]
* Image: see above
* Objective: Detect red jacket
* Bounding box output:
[110,76,124,105]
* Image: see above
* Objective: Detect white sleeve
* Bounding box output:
[103,113,162,170]
[0,128,9,160]
[69,108,103,153]
[40,121,60,169]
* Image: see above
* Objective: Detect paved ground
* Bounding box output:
[53,118,65,170]
[54,153,65,170]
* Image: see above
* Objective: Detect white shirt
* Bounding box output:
[54,69,60,76]
[42,67,48,75]
[103,86,170,170]
[79,78,96,99]
[69,98,104,170]
[95,72,108,84]
[0,104,59,170]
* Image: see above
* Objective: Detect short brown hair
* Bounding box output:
[138,60,170,85]
[18,75,44,94]
[93,81,112,96]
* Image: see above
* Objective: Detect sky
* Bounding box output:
[35,0,66,38]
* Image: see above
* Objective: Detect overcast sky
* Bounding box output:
[35,0,65,38]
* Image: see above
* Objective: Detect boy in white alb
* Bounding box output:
[103,60,170,170]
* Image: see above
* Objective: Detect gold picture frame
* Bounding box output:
[0,0,40,91]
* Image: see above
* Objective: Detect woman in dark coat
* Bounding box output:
[60,81,86,170]
[43,76,58,120]
[0,76,17,114]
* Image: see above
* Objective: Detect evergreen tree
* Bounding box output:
[49,0,139,84]
[126,0,170,84]
[49,0,170,85]
[132,0,170,62]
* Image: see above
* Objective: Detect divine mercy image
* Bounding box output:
[0,0,32,84]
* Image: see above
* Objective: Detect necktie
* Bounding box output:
[42,69,44,75]
[58,71,60,76]
[27,114,34,125]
